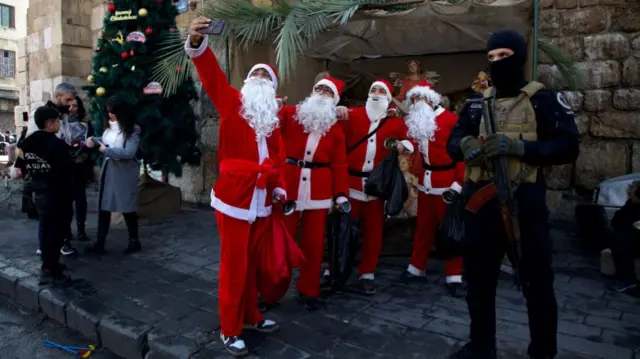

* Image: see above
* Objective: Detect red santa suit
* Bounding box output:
[279,77,350,298]
[404,84,464,284]
[339,79,414,280]
[186,37,286,338]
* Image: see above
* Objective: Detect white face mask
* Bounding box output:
[240,77,280,140]
[296,93,337,135]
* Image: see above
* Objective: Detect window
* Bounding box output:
[0,50,15,78]
[0,4,14,29]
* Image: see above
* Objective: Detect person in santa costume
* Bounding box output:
[336,79,414,295]
[400,81,466,297]
[185,17,285,357]
[278,76,350,310]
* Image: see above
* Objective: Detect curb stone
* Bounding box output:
[66,298,117,346]
[99,314,152,359]
[144,330,200,359]
[14,276,42,311]
[0,266,31,300]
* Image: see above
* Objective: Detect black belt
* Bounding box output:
[286,157,330,168]
[423,162,456,171]
[348,169,370,178]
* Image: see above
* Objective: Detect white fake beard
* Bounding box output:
[240,77,280,139]
[296,93,337,135]
[365,94,389,121]
[405,101,439,154]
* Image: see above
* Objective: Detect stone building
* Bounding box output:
[15,0,639,220]
[0,0,27,133]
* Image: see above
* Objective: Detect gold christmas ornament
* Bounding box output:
[87,74,94,83]
[99,67,108,73]
[96,87,106,96]
[138,8,148,17]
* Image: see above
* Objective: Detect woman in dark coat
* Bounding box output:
[86,95,141,254]
[609,181,640,295]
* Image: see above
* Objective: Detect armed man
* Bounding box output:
[447,30,579,359]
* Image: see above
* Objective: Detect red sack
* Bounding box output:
[258,209,306,304]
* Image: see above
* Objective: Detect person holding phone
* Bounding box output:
[86,95,141,255]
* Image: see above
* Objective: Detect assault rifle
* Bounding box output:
[483,89,522,291]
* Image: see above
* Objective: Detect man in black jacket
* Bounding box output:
[609,180,640,295]
[16,106,74,284]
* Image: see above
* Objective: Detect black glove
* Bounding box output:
[460,136,486,167]
[484,134,524,158]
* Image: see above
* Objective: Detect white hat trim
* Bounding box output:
[247,63,278,89]
[315,78,340,105]
[370,81,392,101]
[406,86,441,105]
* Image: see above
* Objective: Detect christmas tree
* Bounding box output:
[85,0,201,177]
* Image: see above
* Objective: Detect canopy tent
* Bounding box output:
[304,0,534,61]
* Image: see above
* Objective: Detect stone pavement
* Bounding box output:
[0,195,638,359]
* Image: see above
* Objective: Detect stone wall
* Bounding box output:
[537,0,640,220]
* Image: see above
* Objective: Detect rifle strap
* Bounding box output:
[347,117,388,154]
[464,183,497,214]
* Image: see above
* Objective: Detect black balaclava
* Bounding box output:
[487,29,527,98]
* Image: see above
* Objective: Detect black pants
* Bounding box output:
[68,173,88,234]
[34,192,70,273]
[463,182,557,357]
[610,226,639,282]
[97,210,138,241]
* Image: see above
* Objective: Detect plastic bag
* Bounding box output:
[257,209,305,304]
[384,167,408,217]
[60,121,88,147]
[326,211,361,290]
[435,192,465,258]
[364,149,398,200]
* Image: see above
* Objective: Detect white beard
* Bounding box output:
[296,93,337,135]
[405,101,439,154]
[240,77,280,140]
[365,94,389,122]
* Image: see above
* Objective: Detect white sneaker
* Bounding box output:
[242,319,280,332]
[36,249,41,256]
[220,333,247,357]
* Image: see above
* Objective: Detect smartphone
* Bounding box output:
[199,20,226,35]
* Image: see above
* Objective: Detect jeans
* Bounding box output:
[97,210,138,240]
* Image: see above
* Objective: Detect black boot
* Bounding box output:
[76,227,90,242]
[87,237,106,254]
[123,238,141,255]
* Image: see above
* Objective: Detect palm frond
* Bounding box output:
[152,29,194,98]
[538,40,584,90]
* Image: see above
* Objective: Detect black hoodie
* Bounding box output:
[611,181,640,231]
[16,130,73,198]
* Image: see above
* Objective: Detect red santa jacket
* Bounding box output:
[409,107,465,195]
[339,106,414,202]
[279,105,349,210]
[186,38,286,223]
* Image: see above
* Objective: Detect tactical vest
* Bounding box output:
[466,81,546,184]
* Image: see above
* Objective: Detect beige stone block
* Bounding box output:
[29,80,43,103]
[539,36,584,63]
[61,45,93,62]
[62,24,93,47]
[546,190,577,222]
[561,91,584,111]
[93,0,106,7]
[27,32,40,54]
[17,38,26,58]
[556,0,578,8]
[16,58,26,74]
[547,164,574,190]
[540,0,555,9]
[575,140,629,189]
[613,89,640,110]
[584,33,630,61]
[61,56,92,77]
[579,0,600,6]
[611,4,640,32]
[540,11,562,37]
[574,113,591,135]
[169,163,205,204]
[623,58,640,87]
[19,86,28,106]
[633,35,640,58]
[590,111,640,139]
[92,5,105,30]
[633,141,640,173]
[538,64,565,89]
[561,7,609,35]
[578,61,620,89]
[15,72,27,87]
[41,78,53,103]
[583,90,612,111]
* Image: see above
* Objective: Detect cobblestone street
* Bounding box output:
[0,196,638,359]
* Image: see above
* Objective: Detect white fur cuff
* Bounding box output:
[273,187,287,200]
[400,140,414,154]
[450,182,463,193]
[184,35,209,59]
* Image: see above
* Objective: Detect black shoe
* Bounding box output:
[356,278,376,296]
[220,334,248,357]
[86,239,106,254]
[39,269,55,285]
[76,229,90,242]
[446,282,466,298]
[449,343,497,359]
[257,298,277,313]
[608,280,637,294]
[39,269,71,286]
[242,319,280,333]
[60,242,78,257]
[299,294,324,311]
[123,239,141,255]
[400,271,427,284]
[319,270,332,291]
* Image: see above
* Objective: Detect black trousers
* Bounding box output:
[68,172,88,235]
[610,226,639,282]
[462,182,558,357]
[34,192,70,273]
[97,210,138,241]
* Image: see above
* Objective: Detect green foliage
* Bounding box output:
[538,40,584,90]
[84,0,201,177]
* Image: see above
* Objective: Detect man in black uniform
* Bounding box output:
[447,30,579,359]
[17,106,74,284]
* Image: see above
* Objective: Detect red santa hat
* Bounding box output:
[406,80,441,105]
[370,79,394,101]
[246,63,279,89]
[314,76,345,105]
